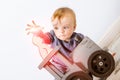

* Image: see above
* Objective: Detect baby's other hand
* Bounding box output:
[25,20,44,35]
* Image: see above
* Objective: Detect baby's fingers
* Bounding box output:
[27,31,30,35]
[25,29,31,35]
[32,20,37,25]
[32,20,40,28]
[25,27,31,31]
[27,24,32,27]
[25,26,33,35]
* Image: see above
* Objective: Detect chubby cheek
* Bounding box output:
[54,31,59,36]
[67,33,72,38]
[66,30,73,35]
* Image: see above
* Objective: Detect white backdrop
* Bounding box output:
[0,0,120,80]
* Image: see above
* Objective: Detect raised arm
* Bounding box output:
[26,20,44,35]
[26,20,53,58]
[25,20,51,44]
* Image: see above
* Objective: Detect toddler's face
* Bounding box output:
[52,14,75,41]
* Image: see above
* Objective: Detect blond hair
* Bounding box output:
[51,7,76,26]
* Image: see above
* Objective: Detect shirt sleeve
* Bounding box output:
[78,33,84,40]
[74,33,84,43]
[34,30,52,44]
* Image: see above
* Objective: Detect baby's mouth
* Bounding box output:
[60,35,65,37]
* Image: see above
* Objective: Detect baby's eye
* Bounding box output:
[64,26,69,29]
[54,27,58,30]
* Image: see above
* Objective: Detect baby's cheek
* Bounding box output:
[55,32,60,36]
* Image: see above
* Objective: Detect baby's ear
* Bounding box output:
[74,25,76,30]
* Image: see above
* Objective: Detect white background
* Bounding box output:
[0,0,120,80]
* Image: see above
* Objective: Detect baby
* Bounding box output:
[26,7,84,74]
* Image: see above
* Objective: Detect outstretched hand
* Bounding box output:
[25,20,44,35]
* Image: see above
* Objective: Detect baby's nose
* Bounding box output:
[59,28,64,33]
